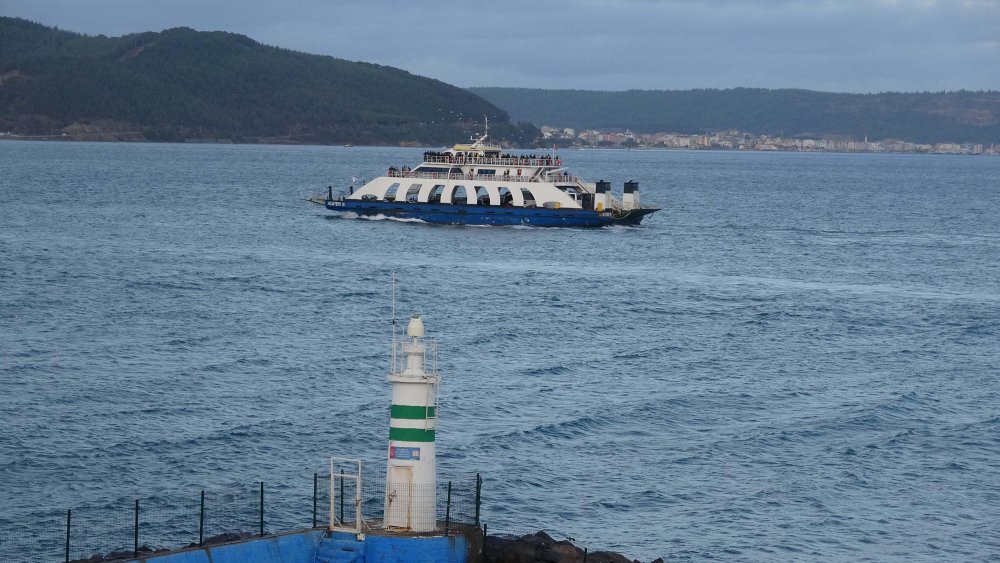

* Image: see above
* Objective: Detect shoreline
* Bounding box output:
[2,134,996,156]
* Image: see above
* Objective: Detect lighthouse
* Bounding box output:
[384,314,439,532]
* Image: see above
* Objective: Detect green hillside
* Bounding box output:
[469,87,1000,145]
[0,18,538,145]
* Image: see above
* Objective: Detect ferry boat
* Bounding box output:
[309,127,659,227]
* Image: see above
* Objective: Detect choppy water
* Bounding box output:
[1,140,999,561]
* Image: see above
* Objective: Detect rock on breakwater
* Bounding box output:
[485,531,654,563]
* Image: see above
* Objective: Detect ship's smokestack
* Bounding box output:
[595,180,611,212]
[623,181,639,210]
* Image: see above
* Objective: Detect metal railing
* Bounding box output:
[385,170,582,184]
[422,155,562,167]
[328,458,364,535]
[315,471,480,536]
[0,471,620,563]
[0,470,482,563]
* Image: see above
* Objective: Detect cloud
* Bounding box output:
[4,0,998,92]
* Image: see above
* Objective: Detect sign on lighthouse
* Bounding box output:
[384,314,439,532]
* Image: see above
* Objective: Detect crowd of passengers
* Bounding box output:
[386,165,573,182]
[421,151,561,166]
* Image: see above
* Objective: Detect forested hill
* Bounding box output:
[0,18,538,145]
[469,87,1000,145]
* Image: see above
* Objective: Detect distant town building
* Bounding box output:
[538,125,996,155]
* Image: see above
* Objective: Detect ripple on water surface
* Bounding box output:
[1,143,999,561]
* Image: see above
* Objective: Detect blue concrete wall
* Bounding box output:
[276,532,326,563]
[118,528,467,563]
[127,550,211,563]
[122,529,325,563]
[366,534,467,563]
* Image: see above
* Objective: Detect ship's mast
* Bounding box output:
[472,116,489,146]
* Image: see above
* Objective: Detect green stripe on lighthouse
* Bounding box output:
[389,427,436,442]
[391,404,436,419]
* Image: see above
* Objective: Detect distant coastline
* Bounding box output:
[472,87,1000,148]
[541,127,999,156]
[5,128,994,156]
[5,17,995,151]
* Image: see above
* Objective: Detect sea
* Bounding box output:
[1,140,998,562]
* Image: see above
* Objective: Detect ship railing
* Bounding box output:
[422,155,562,168]
[386,170,582,184]
[545,172,584,184]
[388,170,468,180]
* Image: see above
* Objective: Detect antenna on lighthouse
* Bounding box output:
[390,271,397,371]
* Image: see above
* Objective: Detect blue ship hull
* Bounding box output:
[320,199,657,227]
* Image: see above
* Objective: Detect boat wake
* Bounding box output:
[331,211,428,224]
[359,214,427,224]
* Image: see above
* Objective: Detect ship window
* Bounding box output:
[414,166,451,174]
[477,169,496,176]
[403,183,421,203]
[384,182,400,201]
[429,185,445,203]
[520,187,536,207]
[498,187,513,207]
[559,187,579,201]
[452,185,471,205]
[475,186,490,205]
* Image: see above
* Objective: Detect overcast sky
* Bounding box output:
[4,0,998,92]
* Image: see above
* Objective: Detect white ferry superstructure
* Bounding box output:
[310,129,659,227]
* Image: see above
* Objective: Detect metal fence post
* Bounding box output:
[474,473,482,527]
[64,509,71,563]
[483,522,487,559]
[199,490,205,546]
[259,481,265,537]
[584,547,588,563]
[444,481,452,536]
[339,469,345,523]
[134,499,140,558]
[313,473,318,528]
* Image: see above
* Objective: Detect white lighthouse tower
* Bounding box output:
[384,314,439,532]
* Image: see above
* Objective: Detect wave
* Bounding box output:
[352,213,427,224]
[125,279,205,291]
[519,365,569,377]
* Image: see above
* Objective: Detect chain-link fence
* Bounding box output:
[0,512,66,563]
[315,470,480,534]
[1,469,483,563]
